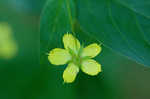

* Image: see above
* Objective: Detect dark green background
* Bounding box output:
[0,0,150,99]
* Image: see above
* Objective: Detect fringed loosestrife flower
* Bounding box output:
[48,33,102,83]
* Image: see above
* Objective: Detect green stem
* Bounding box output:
[66,0,75,33]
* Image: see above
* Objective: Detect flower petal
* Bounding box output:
[63,63,79,83]
[81,43,101,58]
[48,48,71,65]
[63,33,80,52]
[81,59,101,76]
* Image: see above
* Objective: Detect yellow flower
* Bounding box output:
[48,33,102,83]
[0,22,18,59]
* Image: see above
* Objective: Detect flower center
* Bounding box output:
[72,54,82,66]
[68,47,83,67]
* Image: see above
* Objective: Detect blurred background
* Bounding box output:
[0,0,150,99]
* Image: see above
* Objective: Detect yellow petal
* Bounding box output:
[63,33,80,52]
[48,48,71,65]
[63,63,79,83]
[81,43,101,58]
[81,59,101,76]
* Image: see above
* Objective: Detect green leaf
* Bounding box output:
[76,0,150,67]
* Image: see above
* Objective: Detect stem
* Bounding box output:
[66,0,75,34]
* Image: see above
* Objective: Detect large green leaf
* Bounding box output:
[40,0,150,68]
[76,0,150,67]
